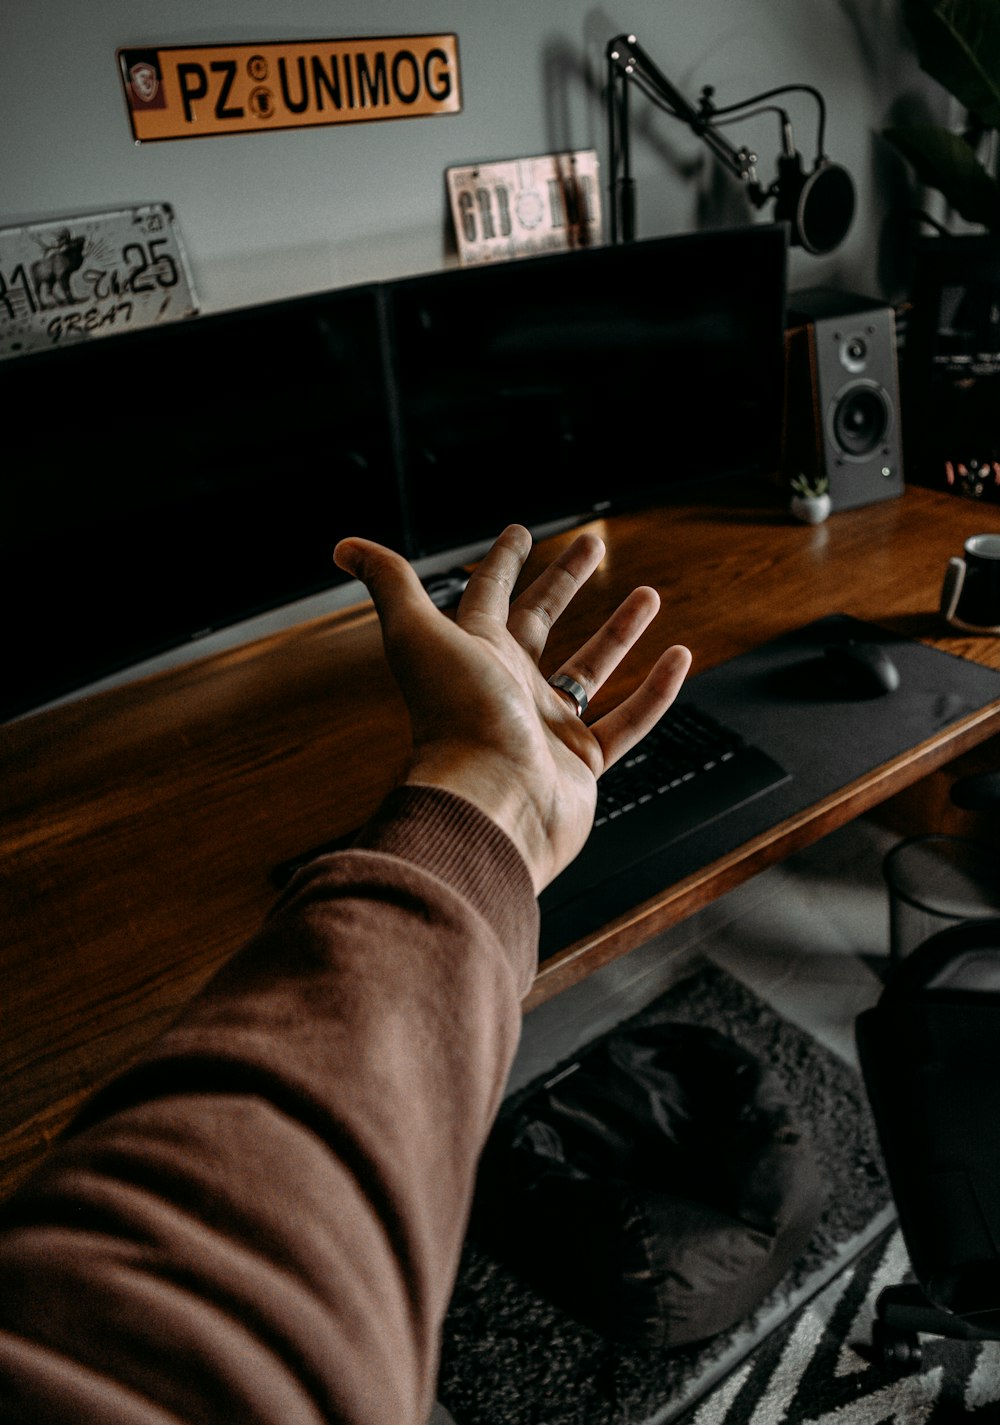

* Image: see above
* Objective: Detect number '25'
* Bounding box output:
[123,239,179,293]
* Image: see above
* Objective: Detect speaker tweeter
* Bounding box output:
[783,287,904,512]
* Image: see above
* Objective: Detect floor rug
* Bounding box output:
[437,961,896,1425]
[675,1223,1000,1424]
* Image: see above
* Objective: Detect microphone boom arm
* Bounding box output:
[607,34,765,241]
[605,32,854,254]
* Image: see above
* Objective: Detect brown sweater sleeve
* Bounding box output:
[0,785,539,1425]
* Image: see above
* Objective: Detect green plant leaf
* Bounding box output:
[883,123,1000,229]
[790,472,829,498]
[903,0,1000,128]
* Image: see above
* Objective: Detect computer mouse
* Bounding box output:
[421,567,471,609]
[822,639,901,697]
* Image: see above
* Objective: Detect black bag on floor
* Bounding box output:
[471,1019,825,1348]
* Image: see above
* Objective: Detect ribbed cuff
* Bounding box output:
[351,784,539,972]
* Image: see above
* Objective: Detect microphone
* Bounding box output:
[771,150,855,255]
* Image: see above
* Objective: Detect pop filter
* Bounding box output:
[773,152,855,255]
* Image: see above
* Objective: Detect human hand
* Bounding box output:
[334,525,691,893]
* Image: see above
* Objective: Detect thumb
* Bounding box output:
[333,537,438,650]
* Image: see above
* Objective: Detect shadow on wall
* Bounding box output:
[541,30,702,240]
[877,93,944,302]
[836,0,915,82]
[836,0,950,300]
[542,38,600,159]
[696,160,757,234]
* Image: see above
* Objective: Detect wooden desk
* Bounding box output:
[3,479,1000,1201]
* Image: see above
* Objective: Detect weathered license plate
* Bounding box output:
[0,203,199,361]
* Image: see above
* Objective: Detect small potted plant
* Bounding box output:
[789,472,831,524]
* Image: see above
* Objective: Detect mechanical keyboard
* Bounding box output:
[536,702,791,958]
[271,701,791,959]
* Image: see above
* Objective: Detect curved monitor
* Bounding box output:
[3,223,788,720]
[386,223,788,556]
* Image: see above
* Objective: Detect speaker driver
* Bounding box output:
[839,334,869,374]
[832,382,891,458]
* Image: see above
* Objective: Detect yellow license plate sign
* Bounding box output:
[118,35,462,142]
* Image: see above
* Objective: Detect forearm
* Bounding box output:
[0,787,538,1425]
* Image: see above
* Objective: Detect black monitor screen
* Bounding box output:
[2,286,404,719]
[387,224,788,555]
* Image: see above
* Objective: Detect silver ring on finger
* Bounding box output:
[548,673,589,718]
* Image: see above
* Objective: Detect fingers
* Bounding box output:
[590,644,693,768]
[339,525,609,672]
[456,525,533,624]
[506,531,606,659]
[548,584,662,715]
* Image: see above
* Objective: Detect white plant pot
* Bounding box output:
[790,492,831,525]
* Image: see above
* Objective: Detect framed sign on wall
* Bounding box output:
[446,150,602,265]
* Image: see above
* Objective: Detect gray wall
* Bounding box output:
[5,1,945,313]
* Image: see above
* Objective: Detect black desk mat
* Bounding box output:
[538,614,1000,959]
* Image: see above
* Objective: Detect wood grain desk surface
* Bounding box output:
[3,478,1000,1201]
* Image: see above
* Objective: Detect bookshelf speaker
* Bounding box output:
[783,288,904,511]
